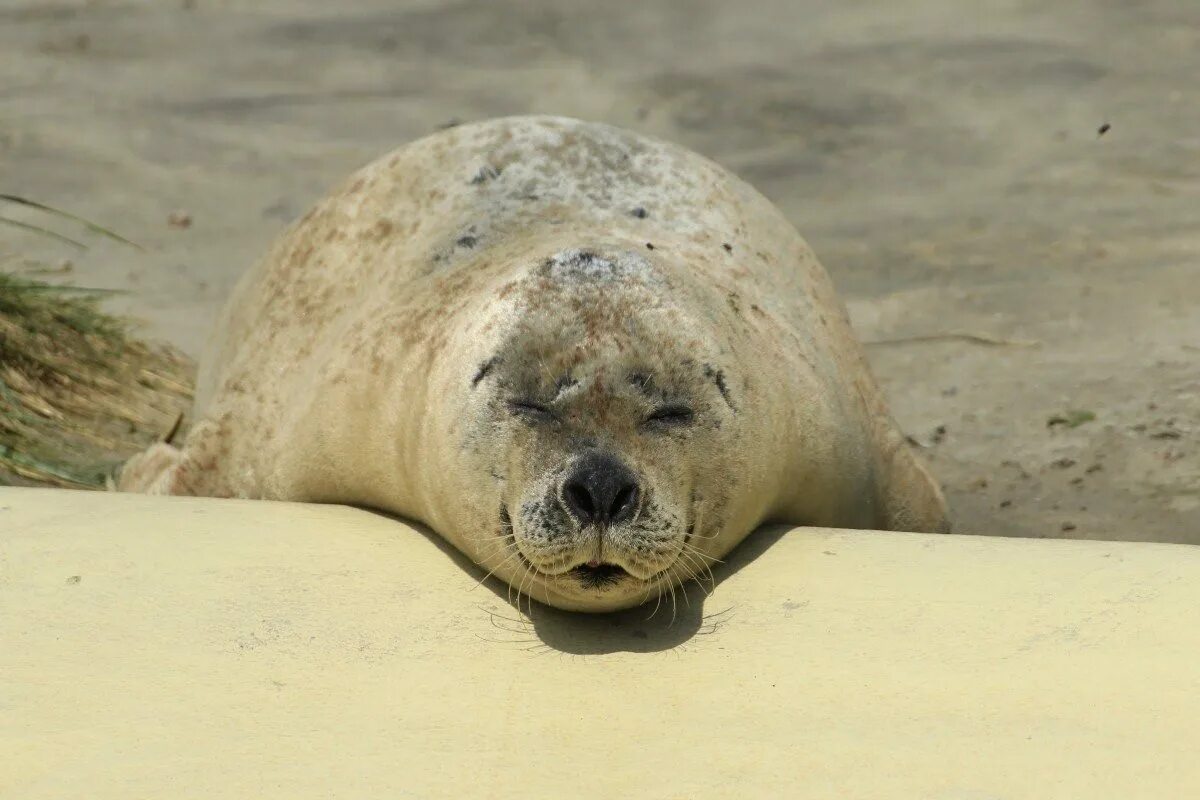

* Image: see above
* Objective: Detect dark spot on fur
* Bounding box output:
[722,243,733,253]
[645,242,655,250]
[472,356,499,387]
[544,250,600,271]
[372,219,394,239]
[456,234,478,248]
[554,374,578,397]
[470,164,501,185]
[541,249,622,283]
[703,364,734,409]
[630,206,648,219]
[628,371,655,395]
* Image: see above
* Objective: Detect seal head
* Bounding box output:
[452,246,754,611]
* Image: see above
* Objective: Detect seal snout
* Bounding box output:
[559,451,641,528]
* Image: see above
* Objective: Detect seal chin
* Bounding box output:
[498,503,689,597]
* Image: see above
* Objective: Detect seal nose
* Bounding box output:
[561,452,640,527]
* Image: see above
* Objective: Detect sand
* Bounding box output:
[1,0,1197,542]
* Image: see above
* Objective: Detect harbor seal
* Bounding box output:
[118,116,949,612]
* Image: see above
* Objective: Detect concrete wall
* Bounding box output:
[3,487,1198,798]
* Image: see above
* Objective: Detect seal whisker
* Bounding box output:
[682,542,723,564]
[481,606,533,628]
[674,560,698,610]
[506,555,526,617]
[513,558,536,620]
[680,542,719,590]
[665,566,680,625]
[677,550,713,598]
[487,613,532,635]
[474,634,540,646]
[638,570,661,607]
[520,557,544,619]
[645,577,666,621]
[473,543,523,591]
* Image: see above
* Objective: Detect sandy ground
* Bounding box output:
[1,0,1197,543]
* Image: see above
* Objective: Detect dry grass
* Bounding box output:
[0,199,194,489]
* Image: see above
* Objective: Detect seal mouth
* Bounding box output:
[497,504,692,592]
[570,561,630,588]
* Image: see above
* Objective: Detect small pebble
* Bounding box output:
[168,210,193,229]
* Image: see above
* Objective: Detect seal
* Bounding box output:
[118,116,949,612]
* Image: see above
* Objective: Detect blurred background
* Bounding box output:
[1,0,1197,541]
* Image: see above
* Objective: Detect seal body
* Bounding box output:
[119,116,948,612]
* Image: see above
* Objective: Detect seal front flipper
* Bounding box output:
[115,442,187,495]
[116,418,238,498]
[871,423,951,534]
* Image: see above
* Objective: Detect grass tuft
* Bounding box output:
[0,198,193,489]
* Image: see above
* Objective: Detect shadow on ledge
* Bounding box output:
[383,510,795,656]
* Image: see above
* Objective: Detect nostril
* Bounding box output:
[566,481,595,521]
[610,483,639,524]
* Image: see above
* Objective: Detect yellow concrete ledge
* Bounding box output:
[2,487,1198,798]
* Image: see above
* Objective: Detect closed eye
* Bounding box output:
[507,399,559,423]
[644,405,695,428]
